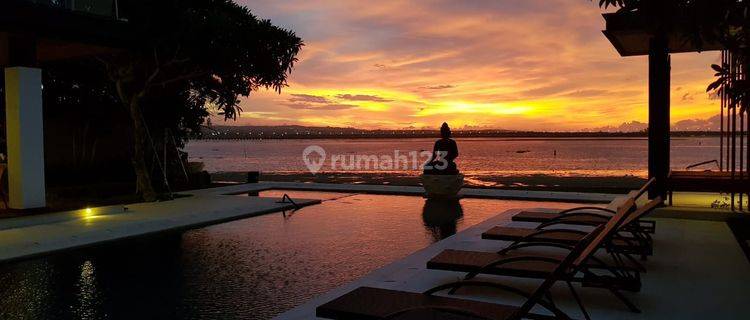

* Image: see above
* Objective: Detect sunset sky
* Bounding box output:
[228,0,722,131]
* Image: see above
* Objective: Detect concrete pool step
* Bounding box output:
[193,181,620,203]
[0,194,320,264]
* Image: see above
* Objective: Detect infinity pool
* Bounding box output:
[0,191,587,319]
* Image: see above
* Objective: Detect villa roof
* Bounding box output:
[602,11,724,57]
[0,1,131,65]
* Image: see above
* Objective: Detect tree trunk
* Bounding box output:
[108,62,160,202]
[127,92,158,202]
[116,81,157,202]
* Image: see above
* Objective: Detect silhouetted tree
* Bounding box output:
[100,0,303,200]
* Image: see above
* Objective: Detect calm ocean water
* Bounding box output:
[186,137,721,177]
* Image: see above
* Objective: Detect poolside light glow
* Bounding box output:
[82,207,98,220]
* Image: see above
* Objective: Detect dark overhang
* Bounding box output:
[602,12,723,57]
[0,1,132,64]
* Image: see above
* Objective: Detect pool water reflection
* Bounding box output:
[0,191,586,320]
[422,198,464,241]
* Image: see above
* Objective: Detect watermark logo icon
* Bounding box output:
[303,145,326,174]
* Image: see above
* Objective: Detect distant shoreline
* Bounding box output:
[190,136,709,142]
[193,130,723,141]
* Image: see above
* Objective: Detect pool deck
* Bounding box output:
[0,182,616,264]
[0,187,320,264]
[276,204,750,319]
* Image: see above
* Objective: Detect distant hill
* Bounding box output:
[589,115,722,132]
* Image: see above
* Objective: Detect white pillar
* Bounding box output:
[5,67,46,209]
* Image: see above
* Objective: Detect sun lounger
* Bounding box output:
[426,198,643,315]
[317,226,605,320]
[511,178,657,233]
[482,198,663,258]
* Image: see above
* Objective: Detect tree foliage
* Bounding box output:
[114,0,302,118]
[100,0,303,200]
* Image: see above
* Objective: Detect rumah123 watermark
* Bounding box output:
[302,145,447,174]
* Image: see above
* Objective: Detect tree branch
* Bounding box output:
[149,71,209,88]
[143,67,162,89]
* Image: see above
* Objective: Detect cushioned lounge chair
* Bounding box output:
[317,227,604,320]
[511,178,656,234]
[511,178,656,238]
[426,198,642,316]
[483,198,663,259]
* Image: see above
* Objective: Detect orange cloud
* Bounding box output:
[223,0,721,131]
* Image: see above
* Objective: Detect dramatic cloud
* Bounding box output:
[226,0,721,130]
[562,89,610,98]
[288,94,330,104]
[336,94,393,102]
[284,102,357,110]
[420,85,455,90]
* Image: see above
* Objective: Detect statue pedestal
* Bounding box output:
[420,174,464,199]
